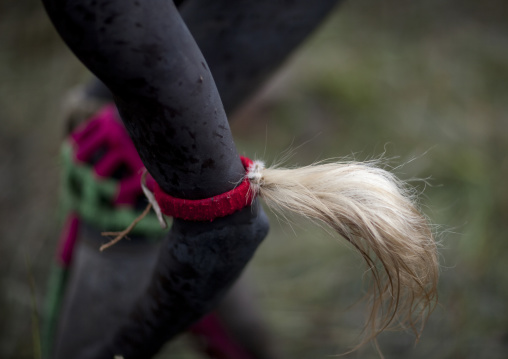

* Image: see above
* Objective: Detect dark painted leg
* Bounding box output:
[42,0,342,358]
[42,1,266,358]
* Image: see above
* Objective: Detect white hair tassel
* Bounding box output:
[247,159,438,349]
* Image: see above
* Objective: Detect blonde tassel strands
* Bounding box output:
[248,160,438,349]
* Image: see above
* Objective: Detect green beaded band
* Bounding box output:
[60,141,168,236]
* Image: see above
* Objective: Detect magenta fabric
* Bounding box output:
[57,212,80,267]
[70,105,145,205]
[153,157,255,221]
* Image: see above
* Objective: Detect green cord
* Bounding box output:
[60,142,169,236]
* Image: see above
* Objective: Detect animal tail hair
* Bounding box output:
[249,160,438,348]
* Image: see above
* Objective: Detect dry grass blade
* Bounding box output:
[100,202,152,251]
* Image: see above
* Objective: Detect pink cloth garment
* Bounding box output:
[70,105,146,205]
[57,212,80,267]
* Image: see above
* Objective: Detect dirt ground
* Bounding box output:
[1,0,508,358]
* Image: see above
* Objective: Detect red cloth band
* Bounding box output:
[154,157,255,221]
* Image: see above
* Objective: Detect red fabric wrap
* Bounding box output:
[154,156,255,221]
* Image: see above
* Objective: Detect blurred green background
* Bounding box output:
[1,0,507,358]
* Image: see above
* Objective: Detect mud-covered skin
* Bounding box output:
[43,1,263,356]
[53,224,162,359]
[73,0,343,117]
[180,0,342,113]
[42,0,340,357]
[103,202,269,359]
[54,205,269,359]
[43,0,244,197]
